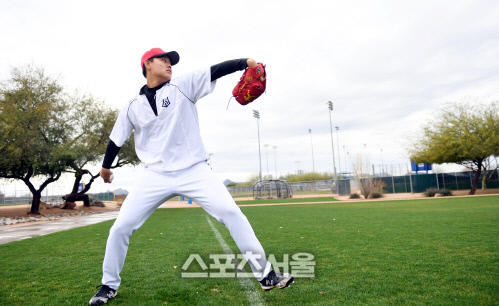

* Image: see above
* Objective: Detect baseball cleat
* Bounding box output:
[89,285,117,305]
[259,270,294,291]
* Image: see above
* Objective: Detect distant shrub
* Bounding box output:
[89,196,105,207]
[349,193,361,199]
[438,189,453,196]
[371,192,383,198]
[423,188,438,197]
[372,179,387,194]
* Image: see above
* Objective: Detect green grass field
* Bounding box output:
[1,196,498,305]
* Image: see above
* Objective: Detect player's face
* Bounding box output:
[150,57,172,81]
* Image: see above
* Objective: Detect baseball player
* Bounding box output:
[89,48,294,305]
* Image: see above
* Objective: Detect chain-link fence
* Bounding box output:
[226,180,336,198]
[0,182,115,205]
[372,164,410,177]
[289,180,334,197]
[0,184,67,206]
[225,184,253,199]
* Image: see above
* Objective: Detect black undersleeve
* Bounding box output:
[102,140,121,169]
[210,58,248,82]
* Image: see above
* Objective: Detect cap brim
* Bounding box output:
[151,51,180,66]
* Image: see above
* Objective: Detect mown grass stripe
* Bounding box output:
[205,216,264,306]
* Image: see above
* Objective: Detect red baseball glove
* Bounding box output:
[232,63,266,105]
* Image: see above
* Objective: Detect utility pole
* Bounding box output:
[343,146,348,173]
[264,144,269,178]
[327,101,338,192]
[380,149,384,177]
[308,129,315,172]
[335,126,341,175]
[364,143,368,175]
[273,146,278,179]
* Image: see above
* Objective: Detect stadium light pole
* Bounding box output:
[327,101,338,193]
[264,144,269,178]
[253,110,262,182]
[308,129,315,173]
[335,126,341,176]
[343,146,350,172]
[273,145,278,179]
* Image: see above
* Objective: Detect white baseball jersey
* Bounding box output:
[110,68,216,172]
[101,64,272,290]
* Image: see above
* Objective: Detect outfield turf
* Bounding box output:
[0,196,497,305]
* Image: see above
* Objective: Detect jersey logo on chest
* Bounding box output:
[162,97,171,108]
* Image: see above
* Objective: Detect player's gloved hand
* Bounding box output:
[246,59,264,81]
[232,59,266,105]
[100,168,113,183]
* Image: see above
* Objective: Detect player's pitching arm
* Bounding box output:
[98,57,262,183]
[100,140,121,183]
[210,58,261,82]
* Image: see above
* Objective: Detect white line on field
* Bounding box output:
[206,216,264,306]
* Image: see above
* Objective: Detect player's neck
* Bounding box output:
[146,76,170,88]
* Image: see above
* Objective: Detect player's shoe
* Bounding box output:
[89,285,117,305]
[259,270,294,291]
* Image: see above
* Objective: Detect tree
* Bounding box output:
[284,172,336,183]
[62,106,140,206]
[408,101,499,195]
[350,155,373,199]
[0,65,74,214]
[245,173,261,185]
[480,157,499,190]
[0,64,139,213]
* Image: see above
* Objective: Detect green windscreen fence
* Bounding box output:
[88,192,115,201]
[376,170,499,194]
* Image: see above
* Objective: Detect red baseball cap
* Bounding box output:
[141,48,180,68]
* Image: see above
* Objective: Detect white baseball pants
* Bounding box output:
[101,162,270,290]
